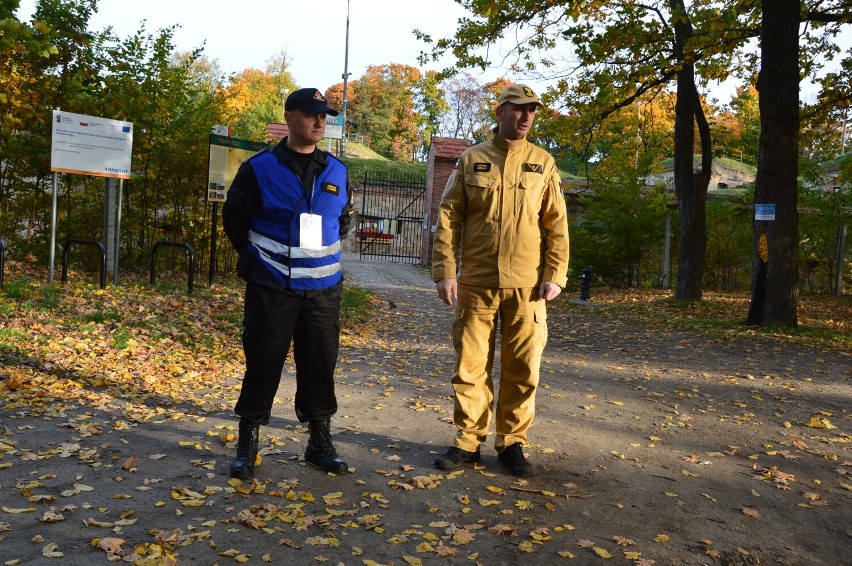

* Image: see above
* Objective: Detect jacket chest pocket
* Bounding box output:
[465,172,498,218]
[517,172,547,217]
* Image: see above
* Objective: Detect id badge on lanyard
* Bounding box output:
[300,213,323,250]
[299,175,323,250]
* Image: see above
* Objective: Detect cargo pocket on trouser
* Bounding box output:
[450,296,500,449]
[533,300,548,349]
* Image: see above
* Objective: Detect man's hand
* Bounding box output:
[436,279,457,306]
[539,281,562,301]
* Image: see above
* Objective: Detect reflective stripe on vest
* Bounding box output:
[248,230,342,280]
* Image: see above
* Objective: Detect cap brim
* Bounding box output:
[503,97,543,107]
[301,103,339,116]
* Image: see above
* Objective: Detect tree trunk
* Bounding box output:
[746,0,799,327]
[671,0,712,301]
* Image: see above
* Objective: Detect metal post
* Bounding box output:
[103,177,117,280]
[835,222,847,296]
[0,239,5,289]
[49,171,58,282]
[114,178,123,283]
[662,212,671,289]
[579,267,593,301]
[339,0,351,158]
[208,202,218,287]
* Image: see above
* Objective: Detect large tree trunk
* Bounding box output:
[671,0,712,301]
[746,0,799,327]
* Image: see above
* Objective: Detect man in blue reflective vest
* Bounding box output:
[223,88,354,477]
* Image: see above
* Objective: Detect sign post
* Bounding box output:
[50,110,133,282]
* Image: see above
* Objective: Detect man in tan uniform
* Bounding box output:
[431,84,569,476]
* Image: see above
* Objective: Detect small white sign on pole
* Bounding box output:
[51,110,133,179]
[325,115,343,140]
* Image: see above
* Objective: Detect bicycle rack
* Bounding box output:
[150,241,195,294]
[62,239,106,289]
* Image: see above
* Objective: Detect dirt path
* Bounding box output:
[0,256,849,565]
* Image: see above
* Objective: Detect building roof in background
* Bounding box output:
[430,137,472,160]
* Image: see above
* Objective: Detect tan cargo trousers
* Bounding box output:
[450,283,548,453]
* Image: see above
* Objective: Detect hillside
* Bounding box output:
[340,141,427,181]
[342,140,385,160]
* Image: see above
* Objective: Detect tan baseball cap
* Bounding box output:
[497,84,543,107]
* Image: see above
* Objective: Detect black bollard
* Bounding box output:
[578,267,593,301]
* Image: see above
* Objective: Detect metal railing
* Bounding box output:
[62,239,107,289]
[150,241,195,294]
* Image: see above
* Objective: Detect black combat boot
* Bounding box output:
[229,419,260,479]
[305,418,348,473]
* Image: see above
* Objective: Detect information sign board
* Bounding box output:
[207,135,270,203]
[325,115,343,140]
[51,110,133,179]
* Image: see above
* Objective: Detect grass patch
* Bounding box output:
[1,278,64,310]
[0,300,14,317]
[78,310,120,324]
[213,312,242,325]
[2,277,34,300]
[341,157,427,183]
[112,328,134,350]
[34,284,62,310]
[0,328,29,361]
[341,286,378,329]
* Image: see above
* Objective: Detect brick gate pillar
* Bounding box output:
[422,137,472,265]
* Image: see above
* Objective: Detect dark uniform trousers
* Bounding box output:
[234,280,342,426]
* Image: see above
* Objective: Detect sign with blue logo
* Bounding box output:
[51,110,134,179]
[755,204,776,221]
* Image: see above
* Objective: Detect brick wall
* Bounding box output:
[422,137,471,264]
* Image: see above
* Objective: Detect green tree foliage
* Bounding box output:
[416,70,448,156]
[0,0,57,249]
[2,0,106,255]
[568,94,674,286]
[223,52,297,142]
[799,182,851,292]
[571,182,670,287]
[347,63,423,160]
[704,194,753,289]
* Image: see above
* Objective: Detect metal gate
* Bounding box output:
[357,171,426,263]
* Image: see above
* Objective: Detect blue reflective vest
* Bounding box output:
[245,151,348,290]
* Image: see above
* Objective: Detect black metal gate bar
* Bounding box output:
[358,171,426,263]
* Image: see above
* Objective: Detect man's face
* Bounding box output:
[495,102,538,140]
[284,109,327,148]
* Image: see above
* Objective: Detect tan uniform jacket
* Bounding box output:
[431,135,569,288]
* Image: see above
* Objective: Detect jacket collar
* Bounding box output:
[272,137,329,186]
[492,133,528,152]
[272,137,328,168]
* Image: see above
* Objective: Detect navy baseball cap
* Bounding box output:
[285,88,339,116]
